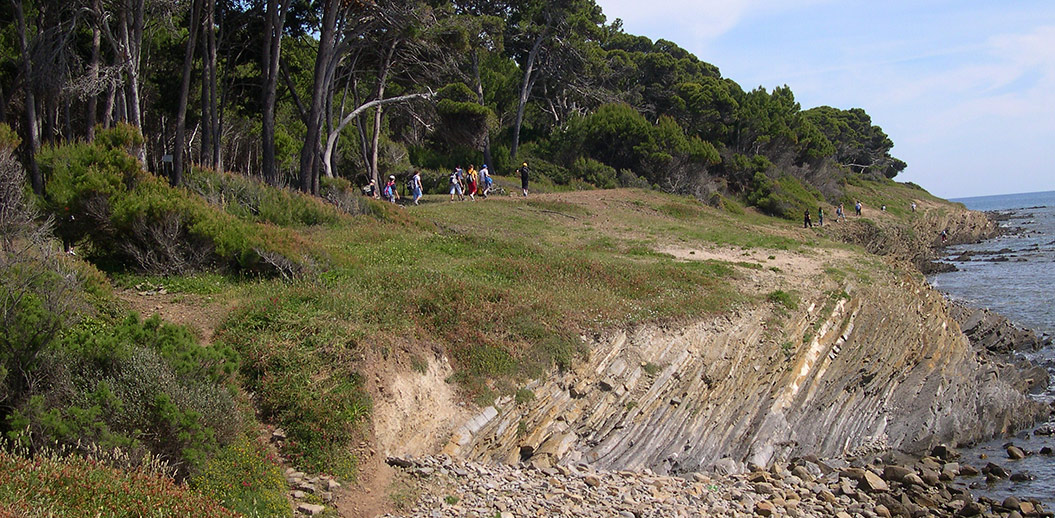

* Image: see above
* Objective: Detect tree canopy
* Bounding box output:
[0,0,906,214]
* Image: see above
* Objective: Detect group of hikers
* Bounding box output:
[363,163,532,206]
[803,200,867,228]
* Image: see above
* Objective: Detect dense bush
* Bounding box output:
[185,167,342,226]
[319,176,379,216]
[37,125,312,276]
[6,314,241,480]
[746,171,825,220]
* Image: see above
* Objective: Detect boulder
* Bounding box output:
[755,501,776,516]
[882,465,914,483]
[931,445,958,460]
[296,503,325,516]
[861,471,889,493]
[1006,445,1027,460]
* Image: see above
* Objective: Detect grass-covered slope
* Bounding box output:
[3,129,972,514]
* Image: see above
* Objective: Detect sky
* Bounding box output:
[592,0,1055,199]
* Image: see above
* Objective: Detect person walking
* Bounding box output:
[518,162,530,197]
[410,170,423,205]
[466,164,479,201]
[383,175,400,204]
[818,207,824,226]
[449,167,464,201]
[804,209,813,228]
[854,200,862,216]
[479,164,492,197]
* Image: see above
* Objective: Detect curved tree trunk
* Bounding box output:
[323,92,433,180]
[510,33,545,162]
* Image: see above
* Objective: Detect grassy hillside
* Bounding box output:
[2,133,959,513]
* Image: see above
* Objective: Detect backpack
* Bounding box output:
[383,184,393,198]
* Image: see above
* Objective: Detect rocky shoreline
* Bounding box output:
[382,443,1053,518]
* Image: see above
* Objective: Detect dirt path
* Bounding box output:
[117,288,230,345]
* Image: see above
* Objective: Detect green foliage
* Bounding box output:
[5,314,241,480]
[36,127,312,276]
[802,106,906,178]
[514,388,536,405]
[0,446,238,517]
[184,167,342,227]
[766,290,799,310]
[572,157,617,188]
[191,436,290,518]
[0,124,21,150]
[746,172,825,220]
[217,297,369,476]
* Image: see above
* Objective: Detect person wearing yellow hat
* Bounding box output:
[518,162,530,197]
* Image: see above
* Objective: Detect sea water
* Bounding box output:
[929,190,1055,506]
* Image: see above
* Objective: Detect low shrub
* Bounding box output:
[191,436,289,518]
[0,445,237,517]
[218,296,369,477]
[6,314,242,480]
[37,125,311,276]
[185,167,342,227]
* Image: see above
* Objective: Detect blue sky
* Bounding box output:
[593,0,1055,199]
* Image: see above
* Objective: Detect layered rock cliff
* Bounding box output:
[437,201,1047,475]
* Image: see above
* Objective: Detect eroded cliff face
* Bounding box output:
[442,267,1045,475]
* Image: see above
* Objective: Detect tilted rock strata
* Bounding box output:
[444,272,1047,474]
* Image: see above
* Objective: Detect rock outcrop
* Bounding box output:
[443,271,1047,475]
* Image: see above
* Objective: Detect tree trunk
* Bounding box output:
[261,0,289,185]
[510,32,546,162]
[118,1,146,162]
[298,0,340,194]
[86,0,102,140]
[323,92,433,180]
[368,39,398,190]
[199,0,218,169]
[206,0,219,168]
[472,50,494,169]
[173,0,202,185]
[11,0,42,195]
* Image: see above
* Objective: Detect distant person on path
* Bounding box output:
[836,203,844,222]
[804,209,813,228]
[479,165,492,197]
[383,175,400,204]
[410,170,423,205]
[449,167,464,201]
[911,202,917,212]
[467,165,479,201]
[941,229,947,243]
[818,207,824,226]
[519,162,530,197]
[854,200,862,216]
[363,179,378,198]
[881,204,886,212]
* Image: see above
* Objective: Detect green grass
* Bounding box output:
[766,290,799,310]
